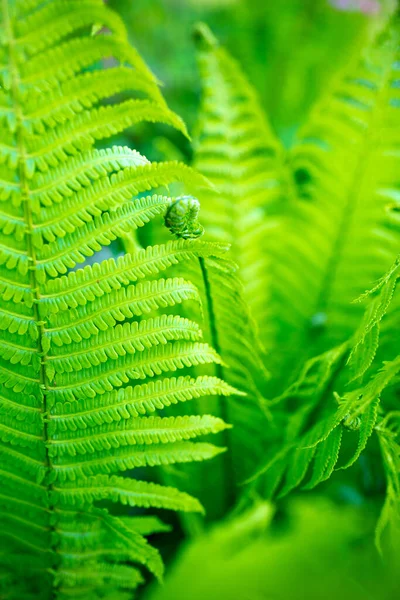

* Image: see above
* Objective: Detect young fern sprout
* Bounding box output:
[164,196,205,240]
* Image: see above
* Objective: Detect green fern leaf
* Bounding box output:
[193,23,284,344]
[252,353,400,497]
[53,474,205,512]
[50,375,237,430]
[376,411,400,560]
[266,23,400,391]
[0,1,235,597]
[348,255,400,379]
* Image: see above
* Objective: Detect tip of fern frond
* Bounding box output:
[231,387,247,397]
[214,445,228,456]
[192,22,218,50]
[175,117,191,141]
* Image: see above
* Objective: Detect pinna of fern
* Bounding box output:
[0,1,238,599]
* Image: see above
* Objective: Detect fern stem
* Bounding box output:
[2,1,57,594]
[198,257,234,512]
[199,260,223,383]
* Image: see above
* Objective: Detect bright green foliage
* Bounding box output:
[157,198,269,524]
[145,498,395,600]
[2,1,400,598]
[193,19,400,562]
[252,353,400,496]
[265,23,400,387]
[193,23,283,345]
[168,253,269,518]
[194,256,269,481]
[249,252,400,552]
[192,14,399,404]
[170,23,273,498]
[348,254,400,379]
[0,1,236,598]
[376,411,400,560]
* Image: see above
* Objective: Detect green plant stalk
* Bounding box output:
[2,0,57,591]
[198,257,234,513]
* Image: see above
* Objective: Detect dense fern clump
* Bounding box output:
[192,17,400,565]
[2,1,400,598]
[246,20,400,520]
[0,1,239,598]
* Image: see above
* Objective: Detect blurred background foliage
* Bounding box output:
[144,498,399,600]
[109,0,396,155]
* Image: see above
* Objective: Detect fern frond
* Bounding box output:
[266,22,400,390]
[159,209,270,519]
[348,255,400,379]
[252,354,400,497]
[376,411,400,558]
[193,23,285,343]
[0,1,234,597]
[195,256,270,479]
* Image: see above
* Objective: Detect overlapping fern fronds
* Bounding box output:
[265,20,400,389]
[167,24,274,494]
[193,18,400,554]
[251,253,400,555]
[0,1,236,598]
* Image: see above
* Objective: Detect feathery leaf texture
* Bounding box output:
[0,2,233,598]
[193,23,284,344]
[348,255,400,380]
[376,411,400,559]
[178,29,272,488]
[192,23,400,521]
[252,353,400,498]
[226,20,400,538]
[263,24,400,391]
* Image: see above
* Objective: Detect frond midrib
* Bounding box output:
[1,0,56,578]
